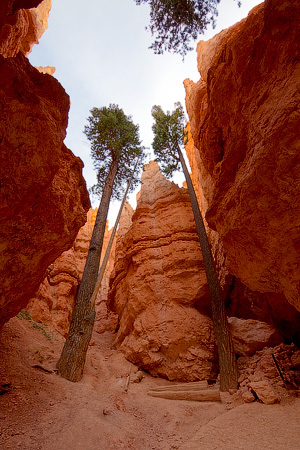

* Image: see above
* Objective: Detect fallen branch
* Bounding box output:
[271,353,299,390]
[149,381,208,392]
[148,388,220,402]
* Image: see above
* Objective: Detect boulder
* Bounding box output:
[228,317,283,357]
[122,302,217,382]
[241,389,256,403]
[249,380,280,405]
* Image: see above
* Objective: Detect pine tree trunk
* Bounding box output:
[177,147,238,391]
[56,159,119,382]
[89,157,140,311]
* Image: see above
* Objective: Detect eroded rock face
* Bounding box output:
[26,209,117,336]
[185,125,230,291]
[0,3,90,328]
[184,0,300,311]
[109,161,218,381]
[26,249,79,336]
[0,0,50,57]
[185,127,297,345]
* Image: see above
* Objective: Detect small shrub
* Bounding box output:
[17,309,53,341]
[31,322,53,341]
[17,310,32,320]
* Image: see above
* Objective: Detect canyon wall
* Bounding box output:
[26,209,117,336]
[184,0,300,316]
[0,0,90,329]
[108,162,218,382]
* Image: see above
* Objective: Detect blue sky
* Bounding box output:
[29,0,262,224]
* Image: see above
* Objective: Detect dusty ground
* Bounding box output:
[0,316,299,450]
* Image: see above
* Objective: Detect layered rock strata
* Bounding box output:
[0,0,90,328]
[184,0,300,312]
[108,161,218,382]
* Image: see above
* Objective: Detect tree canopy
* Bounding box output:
[151,102,187,177]
[84,104,145,200]
[134,0,221,57]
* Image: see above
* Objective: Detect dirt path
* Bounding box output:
[0,317,299,450]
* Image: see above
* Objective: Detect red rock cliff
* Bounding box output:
[0,0,90,329]
[184,0,300,313]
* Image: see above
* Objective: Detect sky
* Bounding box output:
[28,0,262,225]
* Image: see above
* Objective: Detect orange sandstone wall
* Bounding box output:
[0,0,90,328]
[184,0,300,312]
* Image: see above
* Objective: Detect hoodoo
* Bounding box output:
[108,161,218,381]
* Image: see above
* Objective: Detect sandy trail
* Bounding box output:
[1,317,299,450]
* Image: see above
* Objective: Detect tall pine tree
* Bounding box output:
[57,105,146,381]
[151,102,238,391]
